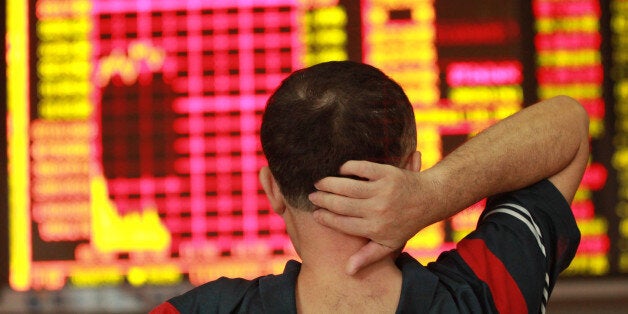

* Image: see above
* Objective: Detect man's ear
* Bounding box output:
[259,166,287,215]
[404,151,422,172]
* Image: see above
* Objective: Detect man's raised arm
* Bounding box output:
[308,95,590,275]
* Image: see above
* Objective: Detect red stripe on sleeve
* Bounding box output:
[149,302,180,314]
[457,238,528,314]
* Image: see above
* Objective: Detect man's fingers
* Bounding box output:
[312,209,370,237]
[313,160,393,199]
[346,241,395,275]
[339,160,389,181]
[314,176,373,199]
[309,191,369,217]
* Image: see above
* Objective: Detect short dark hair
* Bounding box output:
[261,61,417,211]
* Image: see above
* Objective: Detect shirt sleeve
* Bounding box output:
[454,179,580,314]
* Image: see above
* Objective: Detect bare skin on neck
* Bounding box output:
[259,164,413,313]
[286,208,402,314]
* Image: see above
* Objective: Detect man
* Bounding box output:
[151,61,588,313]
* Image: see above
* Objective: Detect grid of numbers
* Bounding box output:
[95,0,299,259]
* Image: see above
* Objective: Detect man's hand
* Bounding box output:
[308,160,442,275]
[308,95,589,276]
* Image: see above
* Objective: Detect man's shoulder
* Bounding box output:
[193,276,260,299]
[190,276,256,294]
[396,252,498,313]
[431,179,580,314]
[165,260,301,314]
[166,276,262,313]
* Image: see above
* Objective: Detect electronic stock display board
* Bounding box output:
[5,0,627,297]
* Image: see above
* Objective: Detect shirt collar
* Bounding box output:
[258,254,439,313]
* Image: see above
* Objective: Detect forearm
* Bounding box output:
[421,95,589,223]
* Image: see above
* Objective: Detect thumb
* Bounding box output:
[346,241,395,275]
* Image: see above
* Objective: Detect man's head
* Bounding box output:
[260,61,417,211]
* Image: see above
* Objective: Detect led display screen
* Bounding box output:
[5,0,626,303]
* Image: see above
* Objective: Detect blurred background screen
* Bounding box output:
[2,0,627,312]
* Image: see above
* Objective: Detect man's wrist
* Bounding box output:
[413,166,451,228]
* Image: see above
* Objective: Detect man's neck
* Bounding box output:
[289,210,402,313]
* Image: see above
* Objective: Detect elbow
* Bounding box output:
[554,95,590,139]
